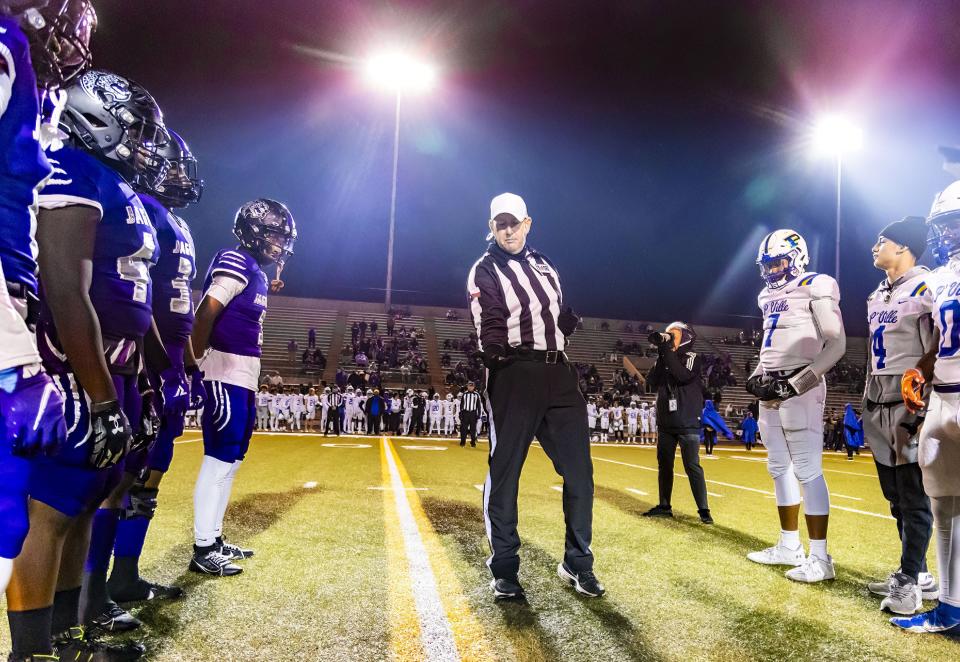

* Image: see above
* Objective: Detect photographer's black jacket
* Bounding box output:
[646,347,703,433]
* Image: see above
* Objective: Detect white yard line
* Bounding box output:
[382,439,460,662]
[626,488,649,496]
[830,493,863,501]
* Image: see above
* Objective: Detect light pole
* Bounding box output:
[811,115,863,286]
[363,52,437,310]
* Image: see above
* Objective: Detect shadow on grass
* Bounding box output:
[595,485,891,602]
[131,486,317,659]
[421,496,664,662]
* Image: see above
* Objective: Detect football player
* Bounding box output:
[104,130,204,610]
[626,402,639,443]
[0,0,87,618]
[343,386,356,434]
[289,387,304,431]
[598,400,609,443]
[746,230,846,583]
[892,182,960,633]
[10,69,177,660]
[429,393,443,435]
[255,384,271,430]
[304,387,319,432]
[189,198,296,576]
[586,396,597,438]
[443,393,457,435]
[640,402,651,444]
[861,216,938,615]
[611,400,624,442]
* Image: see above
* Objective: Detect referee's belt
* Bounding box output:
[505,347,567,364]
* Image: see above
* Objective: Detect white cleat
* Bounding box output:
[881,573,923,615]
[747,543,805,567]
[785,554,835,583]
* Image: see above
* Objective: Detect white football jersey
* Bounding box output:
[612,406,624,421]
[345,394,356,410]
[598,407,609,428]
[429,401,442,415]
[305,395,318,412]
[639,407,650,422]
[866,267,932,376]
[586,403,597,419]
[627,407,639,422]
[757,272,840,371]
[255,392,271,408]
[923,262,960,385]
[277,394,290,411]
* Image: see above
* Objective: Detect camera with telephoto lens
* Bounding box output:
[648,331,671,345]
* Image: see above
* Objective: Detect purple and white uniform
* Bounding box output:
[198,247,267,462]
[31,145,157,516]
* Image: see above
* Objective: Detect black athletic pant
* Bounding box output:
[485,359,593,579]
[325,409,341,436]
[656,431,709,511]
[460,412,478,445]
[413,408,425,435]
[703,428,717,455]
[874,460,932,579]
[367,414,381,435]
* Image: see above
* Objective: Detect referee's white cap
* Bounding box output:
[490,192,528,222]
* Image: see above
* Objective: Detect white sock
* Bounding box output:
[214,461,242,539]
[194,455,235,547]
[0,556,12,594]
[932,495,960,607]
[809,538,828,559]
[779,529,801,549]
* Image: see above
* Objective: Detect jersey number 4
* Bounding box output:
[871,325,886,369]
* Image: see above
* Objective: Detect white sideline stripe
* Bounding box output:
[368,486,428,491]
[303,481,318,489]
[730,455,766,463]
[473,484,484,492]
[594,456,893,519]
[830,493,863,501]
[707,492,723,497]
[382,439,459,662]
[550,485,563,492]
[626,488,649,496]
[825,468,875,478]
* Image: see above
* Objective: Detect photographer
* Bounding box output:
[643,322,713,524]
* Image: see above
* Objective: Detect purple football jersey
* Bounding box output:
[139,192,195,344]
[202,248,267,357]
[0,17,53,295]
[38,146,158,346]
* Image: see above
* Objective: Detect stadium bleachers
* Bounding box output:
[258,299,338,382]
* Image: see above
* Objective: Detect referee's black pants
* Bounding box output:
[485,359,593,580]
[874,460,932,579]
[460,412,478,446]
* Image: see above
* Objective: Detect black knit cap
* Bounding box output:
[879,216,928,259]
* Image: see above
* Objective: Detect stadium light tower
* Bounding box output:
[363,51,437,310]
[811,114,863,287]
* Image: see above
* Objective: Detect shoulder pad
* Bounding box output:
[806,273,840,301]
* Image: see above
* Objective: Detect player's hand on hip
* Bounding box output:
[901,368,925,413]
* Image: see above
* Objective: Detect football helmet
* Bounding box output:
[60,69,169,188]
[927,180,960,266]
[150,129,202,208]
[233,198,297,267]
[1,0,96,88]
[664,321,696,348]
[757,229,809,289]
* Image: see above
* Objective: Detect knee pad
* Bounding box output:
[773,473,801,507]
[789,431,825,485]
[122,482,159,520]
[766,449,792,480]
[801,474,830,516]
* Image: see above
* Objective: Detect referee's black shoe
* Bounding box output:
[490,576,525,600]
[557,563,606,598]
[641,504,673,518]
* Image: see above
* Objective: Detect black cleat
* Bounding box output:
[641,505,673,518]
[557,562,605,598]
[217,536,254,560]
[699,509,714,525]
[53,625,145,661]
[189,546,242,577]
[490,576,525,600]
[110,578,184,604]
[88,601,141,633]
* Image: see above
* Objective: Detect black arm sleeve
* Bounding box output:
[469,263,509,350]
[661,350,701,385]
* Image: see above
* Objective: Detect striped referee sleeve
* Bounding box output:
[467,258,509,352]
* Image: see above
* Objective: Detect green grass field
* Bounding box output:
[3,432,959,661]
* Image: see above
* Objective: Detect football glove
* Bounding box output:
[88,400,133,469]
[0,366,66,458]
[186,365,206,409]
[131,388,161,455]
[557,307,580,336]
[745,374,795,401]
[159,366,189,418]
[901,368,925,413]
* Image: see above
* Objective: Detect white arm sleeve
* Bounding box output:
[790,296,846,393]
[203,273,246,307]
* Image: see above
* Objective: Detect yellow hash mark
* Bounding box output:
[385,438,494,661]
[381,440,425,661]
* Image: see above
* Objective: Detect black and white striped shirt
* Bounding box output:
[460,391,482,415]
[467,243,565,352]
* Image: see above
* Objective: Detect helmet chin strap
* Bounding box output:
[270,261,285,293]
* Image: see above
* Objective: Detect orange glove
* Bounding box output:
[901,368,925,413]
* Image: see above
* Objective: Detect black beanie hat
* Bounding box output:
[879,216,928,259]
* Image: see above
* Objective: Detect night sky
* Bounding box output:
[93,0,960,334]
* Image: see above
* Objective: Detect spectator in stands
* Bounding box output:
[308,326,316,348]
[359,320,368,339]
[351,321,359,345]
[386,316,395,336]
[335,368,347,390]
[348,369,366,390]
[446,309,458,320]
[600,321,610,331]
[287,338,298,365]
[355,350,368,367]
[370,320,378,336]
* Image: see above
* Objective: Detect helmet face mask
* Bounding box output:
[757,230,809,289]
[150,130,202,208]
[3,0,97,88]
[928,181,960,266]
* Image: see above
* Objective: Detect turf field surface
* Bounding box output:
[2,432,959,661]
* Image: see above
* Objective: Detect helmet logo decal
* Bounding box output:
[784,233,801,247]
[80,71,132,103]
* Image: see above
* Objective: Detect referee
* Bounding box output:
[467,192,603,600]
[460,382,482,447]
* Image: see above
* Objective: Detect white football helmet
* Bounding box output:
[445,394,453,400]
[406,389,414,396]
[928,180,960,265]
[757,229,809,289]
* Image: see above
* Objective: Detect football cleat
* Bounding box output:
[88,601,141,632]
[111,579,184,604]
[890,601,960,633]
[217,537,255,560]
[641,505,673,518]
[557,562,605,598]
[747,542,805,567]
[881,573,923,615]
[189,547,242,577]
[490,577,525,601]
[785,554,835,583]
[53,625,145,661]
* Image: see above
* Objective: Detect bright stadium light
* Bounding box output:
[363,51,436,94]
[811,114,863,156]
[361,50,438,311]
[809,114,864,287]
